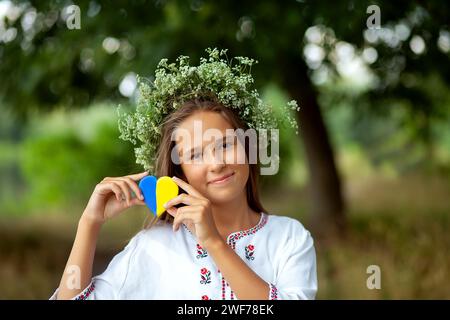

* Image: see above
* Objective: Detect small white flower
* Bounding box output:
[117,47,300,172]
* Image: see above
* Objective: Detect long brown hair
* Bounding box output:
[143,95,266,229]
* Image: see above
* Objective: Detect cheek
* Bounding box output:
[181,164,208,188]
[230,163,250,188]
[225,144,250,187]
[240,164,250,184]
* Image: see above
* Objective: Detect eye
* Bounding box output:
[221,141,234,150]
[190,151,202,160]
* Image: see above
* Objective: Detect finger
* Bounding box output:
[130,197,146,206]
[102,182,122,202]
[166,206,177,218]
[103,177,142,201]
[163,193,199,209]
[116,177,144,200]
[167,204,197,216]
[114,180,133,206]
[171,176,203,198]
[172,206,203,231]
[172,210,196,232]
[127,171,149,181]
[97,182,123,202]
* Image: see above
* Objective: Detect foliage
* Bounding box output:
[117,47,299,172]
[18,104,137,210]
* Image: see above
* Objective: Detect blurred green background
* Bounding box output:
[0,0,449,299]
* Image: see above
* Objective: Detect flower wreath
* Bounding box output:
[117,48,299,173]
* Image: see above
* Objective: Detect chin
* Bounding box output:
[206,187,240,204]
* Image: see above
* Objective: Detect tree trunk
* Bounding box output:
[277,50,346,239]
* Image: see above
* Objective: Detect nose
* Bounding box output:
[203,144,226,171]
[210,160,226,172]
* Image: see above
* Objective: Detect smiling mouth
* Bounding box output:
[208,172,235,184]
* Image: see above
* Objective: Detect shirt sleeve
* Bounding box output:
[268,222,318,300]
[49,231,142,300]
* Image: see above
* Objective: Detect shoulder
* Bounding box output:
[139,219,173,238]
[264,213,314,248]
[265,213,311,237]
[124,220,175,254]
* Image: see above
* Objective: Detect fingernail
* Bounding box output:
[139,194,144,200]
[172,176,178,180]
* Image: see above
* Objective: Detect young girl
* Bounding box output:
[50,49,317,300]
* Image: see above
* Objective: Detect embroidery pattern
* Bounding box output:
[221,273,226,300]
[269,283,278,300]
[75,282,95,300]
[227,213,268,250]
[196,243,208,259]
[225,214,268,299]
[245,244,255,261]
[200,268,211,284]
[186,213,269,300]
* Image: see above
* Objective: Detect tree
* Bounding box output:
[1,0,449,238]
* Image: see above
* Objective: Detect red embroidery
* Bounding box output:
[74,282,95,300]
[269,283,278,300]
[196,243,208,259]
[245,244,255,261]
[188,213,269,300]
[221,275,226,300]
[225,213,268,299]
[220,273,234,300]
[200,268,211,284]
[227,213,268,250]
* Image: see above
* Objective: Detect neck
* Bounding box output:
[211,193,260,242]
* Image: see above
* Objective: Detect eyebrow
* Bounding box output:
[178,135,235,157]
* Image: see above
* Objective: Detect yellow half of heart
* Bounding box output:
[156,176,179,217]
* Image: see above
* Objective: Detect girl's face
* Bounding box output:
[173,111,249,205]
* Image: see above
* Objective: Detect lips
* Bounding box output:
[208,172,235,184]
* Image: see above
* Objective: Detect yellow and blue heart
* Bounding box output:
[138,176,179,217]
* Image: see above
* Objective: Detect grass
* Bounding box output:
[316,209,450,299]
[314,170,450,299]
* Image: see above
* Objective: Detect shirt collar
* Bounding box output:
[182,212,268,244]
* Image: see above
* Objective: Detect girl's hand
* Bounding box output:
[81,171,149,226]
[164,176,222,249]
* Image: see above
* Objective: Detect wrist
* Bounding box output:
[79,212,104,231]
[204,237,226,253]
